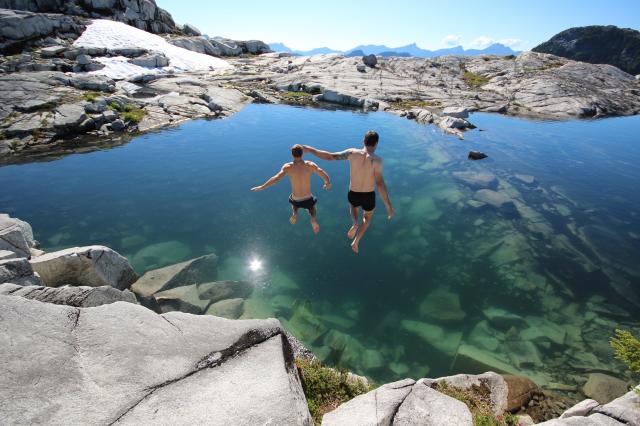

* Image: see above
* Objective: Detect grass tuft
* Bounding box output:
[296,358,371,425]
[462,71,490,88]
[121,104,146,123]
[83,91,102,102]
[390,99,441,109]
[282,91,313,98]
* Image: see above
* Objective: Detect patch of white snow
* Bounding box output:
[74,19,231,79]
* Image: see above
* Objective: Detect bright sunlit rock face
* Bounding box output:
[249,258,263,272]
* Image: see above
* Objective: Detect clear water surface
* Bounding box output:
[2,104,639,390]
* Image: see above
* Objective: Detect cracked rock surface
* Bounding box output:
[0,295,313,425]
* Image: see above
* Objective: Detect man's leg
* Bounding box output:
[351,210,374,253]
[309,206,320,234]
[347,204,360,239]
[290,205,298,225]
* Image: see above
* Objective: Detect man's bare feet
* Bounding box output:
[311,219,320,234]
[347,224,359,239]
[351,239,359,253]
[290,213,297,225]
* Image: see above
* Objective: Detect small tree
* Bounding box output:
[610,329,640,394]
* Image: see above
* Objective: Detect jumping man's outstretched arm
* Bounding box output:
[374,159,394,219]
[251,165,287,191]
[303,145,353,161]
[309,162,331,190]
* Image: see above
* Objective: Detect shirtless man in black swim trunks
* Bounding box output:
[303,131,393,253]
[251,144,331,234]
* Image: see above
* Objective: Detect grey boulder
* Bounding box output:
[53,103,87,134]
[182,23,201,36]
[129,53,169,68]
[421,372,509,415]
[131,253,218,297]
[30,245,138,290]
[0,282,137,307]
[394,382,473,425]
[0,257,43,286]
[322,378,415,426]
[363,54,377,67]
[560,399,600,419]
[0,213,36,258]
[169,36,221,56]
[442,106,470,119]
[0,295,313,425]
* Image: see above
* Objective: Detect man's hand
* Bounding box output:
[250,186,263,191]
[386,205,394,219]
[323,181,331,190]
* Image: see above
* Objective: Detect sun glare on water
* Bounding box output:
[249,258,263,272]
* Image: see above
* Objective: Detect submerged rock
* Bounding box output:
[418,287,466,322]
[30,245,138,290]
[582,373,629,404]
[0,295,312,425]
[473,189,513,208]
[152,280,252,314]
[401,319,462,356]
[205,297,244,319]
[468,151,488,160]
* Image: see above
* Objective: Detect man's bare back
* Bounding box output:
[251,145,330,234]
[346,148,382,193]
[285,160,321,200]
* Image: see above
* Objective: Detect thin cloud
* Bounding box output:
[468,36,522,49]
[441,34,462,46]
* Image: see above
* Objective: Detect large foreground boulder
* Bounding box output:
[0,295,313,425]
[30,245,138,290]
[394,382,473,425]
[0,282,137,307]
[322,378,415,425]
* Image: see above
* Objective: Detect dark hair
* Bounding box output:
[363,131,379,147]
[291,144,303,158]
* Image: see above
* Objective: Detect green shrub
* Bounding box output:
[296,358,371,425]
[462,71,490,88]
[121,104,146,123]
[107,101,121,111]
[503,55,517,60]
[611,329,640,396]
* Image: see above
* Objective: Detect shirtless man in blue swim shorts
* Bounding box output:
[251,144,331,234]
[303,131,393,253]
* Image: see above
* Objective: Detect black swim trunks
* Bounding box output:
[348,190,376,211]
[289,195,317,210]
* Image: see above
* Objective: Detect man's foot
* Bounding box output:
[290,213,297,225]
[311,219,320,234]
[347,224,359,239]
[351,239,359,253]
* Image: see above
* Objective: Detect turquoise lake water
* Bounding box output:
[1,104,639,389]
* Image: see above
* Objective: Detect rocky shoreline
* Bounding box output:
[2,213,639,425]
[1,6,640,164]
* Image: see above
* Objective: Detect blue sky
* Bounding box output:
[156,0,640,51]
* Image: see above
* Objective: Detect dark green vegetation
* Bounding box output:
[533,25,640,75]
[282,91,313,98]
[611,329,640,379]
[389,99,441,109]
[463,70,490,88]
[435,381,519,426]
[121,104,146,124]
[296,359,371,425]
[106,102,146,123]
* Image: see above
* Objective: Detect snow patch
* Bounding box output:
[74,19,231,79]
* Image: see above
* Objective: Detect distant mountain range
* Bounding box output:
[268,42,519,57]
